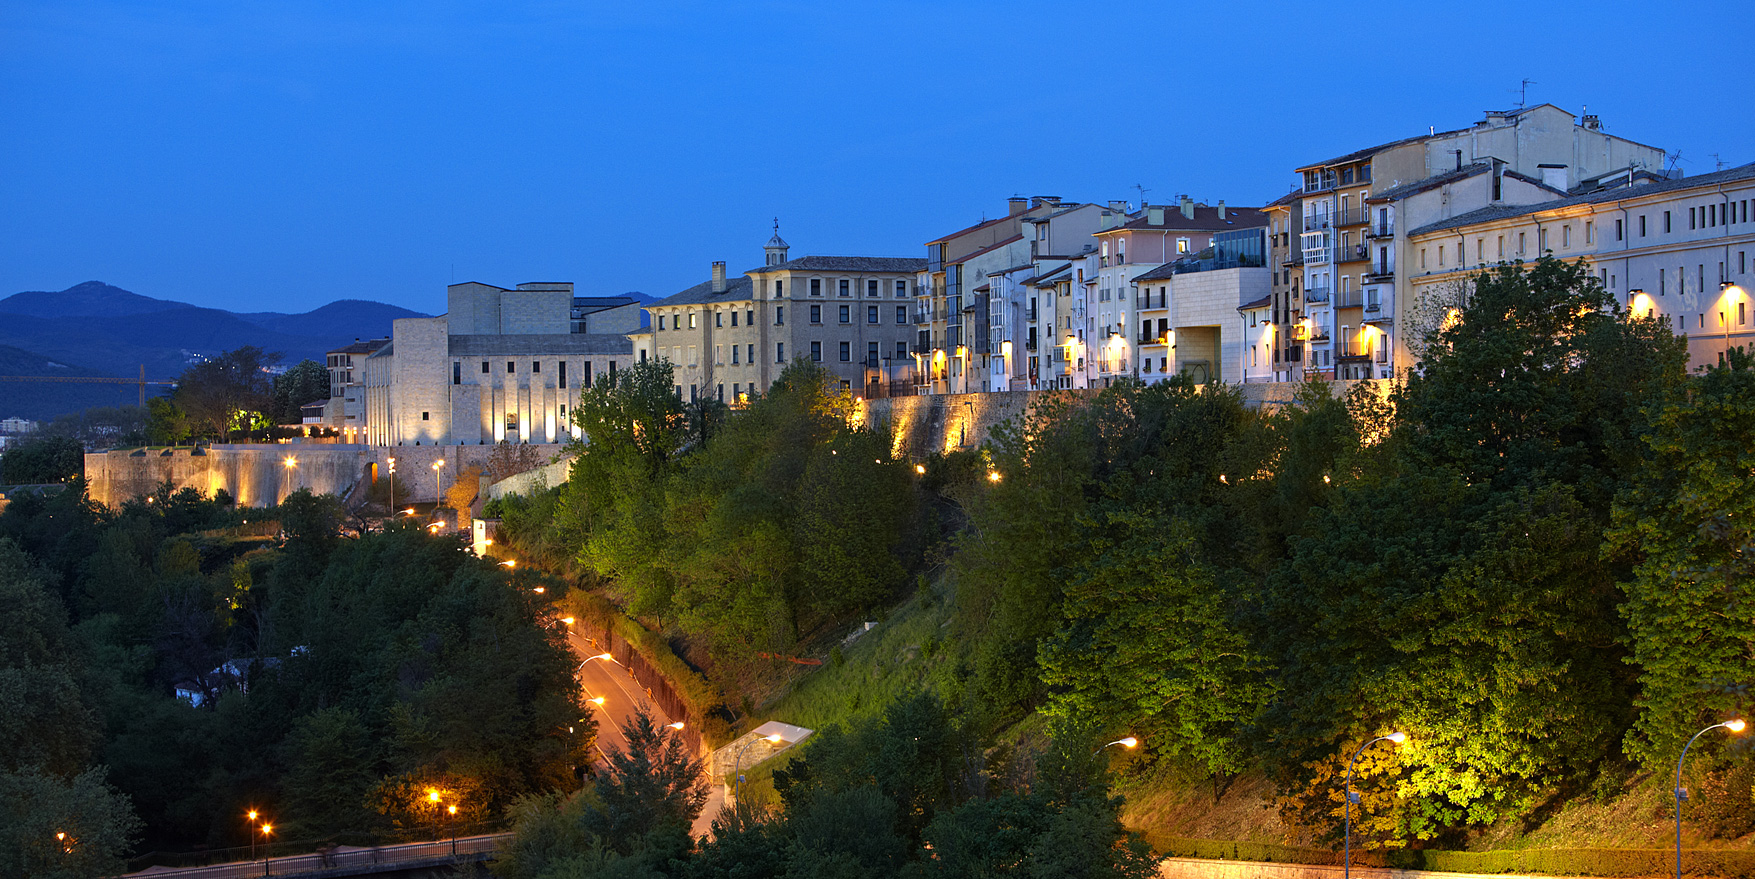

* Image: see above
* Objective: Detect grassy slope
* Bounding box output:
[735,573,1755,857]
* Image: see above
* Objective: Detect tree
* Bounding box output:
[1610,346,1755,766]
[173,346,280,440]
[0,436,85,484]
[584,709,708,852]
[0,766,141,879]
[281,707,377,836]
[145,397,191,446]
[271,359,330,424]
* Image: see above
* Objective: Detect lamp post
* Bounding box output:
[1675,719,1746,879]
[734,733,786,802]
[386,457,396,515]
[282,456,297,501]
[1344,732,1405,879]
[245,811,259,862]
[1093,736,1139,757]
[447,804,458,857]
[432,459,445,507]
[259,823,273,877]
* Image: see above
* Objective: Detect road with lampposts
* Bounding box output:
[559,622,723,837]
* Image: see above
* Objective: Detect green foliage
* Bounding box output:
[280,707,377,837]
[1610,347,1755,767]
[173,346,280,440]
[270,359,330,424]
[584,709,710,850]
[0,765,141,879]
[145,397,192,446]
[0,435,85,484]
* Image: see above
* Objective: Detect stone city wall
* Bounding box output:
[84,442,569,509]
[861,380,1390,459]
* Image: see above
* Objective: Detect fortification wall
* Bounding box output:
[84,442,568,509]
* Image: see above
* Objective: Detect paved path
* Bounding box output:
[125,833,503,879]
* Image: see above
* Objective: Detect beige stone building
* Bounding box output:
[362,281,637,446]
[636,230,925,402]
[1407,161,1755,372]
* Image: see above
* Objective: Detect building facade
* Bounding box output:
[638,231,926,401]
[1407,161,1755,372]
[362,281,635,446]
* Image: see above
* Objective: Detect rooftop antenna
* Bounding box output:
[1133,183,1151,207]
[1665,150,1684,176]
[1510,78,1536,109]
[1710,153,1727,171]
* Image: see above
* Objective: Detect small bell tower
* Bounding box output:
[764,218,790,266]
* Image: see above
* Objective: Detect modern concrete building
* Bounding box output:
[1113,198,1268,386]
[1407,161,1755,372]
[638,229,926,401]
[324,337,388,441]
[1129,226,1273,386]
[362,281,636,446]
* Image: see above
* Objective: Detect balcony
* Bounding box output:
[1138,334,1169,346]
[1136,293,1167,310]
[1334,207,1369,227]
[1336,244,1370,263]
[1301,215,1331,233]
[1365,300,1382,314]
[1305,286,1332,303]
[1366,220,1395,239]
[1364,263,1394,283]
[1335,289,1363,308]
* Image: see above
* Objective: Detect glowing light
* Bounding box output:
[590,696,606,706]
[283,456,297,469]
[560,617,576,626]
[427,789,441,803]
[533,586,545,594]
[447,805,457,816]
[591,652,613,662]
[765,733,785,744]
[1118,736,1139,748]
[247,810,258,821]
[915,464,926,475]
[669,721,686,730]
[987,471,1001,483]
[1729,719,1748,733]
[261,824,273,836]
[1387,732,1407,744]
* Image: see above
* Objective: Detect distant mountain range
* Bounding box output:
[0,281,658,422]
[0,281,428,421]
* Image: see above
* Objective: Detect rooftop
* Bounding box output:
[1408,161,1755,238]
[747,255,927,274]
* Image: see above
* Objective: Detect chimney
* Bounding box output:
[711,261,727,293]
[1180,195,1195,220]
[1108,199,1129,213]
[1148,207,1164,226]
[1217,200,1227,220]
[1009,197,1028,215]
[1538,163,1570,191]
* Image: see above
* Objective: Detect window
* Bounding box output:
[482,361,491,374]
[839,305,850,324]
[1421,248,1427,269]
[532,360,540,373]
[839,341,851,362]
[1640,215,1647,237]
[811,278,821,296]
[715,312,723,327]
[896,341,907,360]
[776,342,785,363]
[1616,219,1623,241]
[731,345,740,364]
[810,304,821,324]
[421,411,429,421]
[687,346,697,366]
[868,305,879,324]
[715,344,723,365]
[1518,232,1526,254]
[559,361,567,388]
[453,362,461,385]
[1586,221,1594,244]
[867,279,879,297]
[689,312,697,328]
[896,305,907,324]
[775,306,784,325]
[1497,235,1504,258]
[507,361,516,373]
[1664,211,1672,233]
[867,341,879,365]
[746,309,753,325]
[689,385,696,403]
[730,311,739,327]
[1476,239,1483,261]
[895,280,907,297]
[1176,237,1191,254]
[658,315,666,330]
[717,384,724,401]
[747,344,754,363]
[583,361,593,387]
[839,279,850,297]
[775,280,783,296]
[811,341,822,362]
[1539,229,1548,252]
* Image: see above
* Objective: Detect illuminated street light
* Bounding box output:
[987,471,1001,483]
[1675,719,1746,879]
[735,733,788,801]
[1094,736,1139,756]
[668,721,686,731]
[432,459,446,507]
[560,617,575,626]
[915,464,926,475]
[1344,732,1406,879]
[499,560,516,568]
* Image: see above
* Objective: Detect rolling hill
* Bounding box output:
[0,282,428,420]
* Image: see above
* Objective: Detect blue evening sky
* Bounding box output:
[2,1,1747,315]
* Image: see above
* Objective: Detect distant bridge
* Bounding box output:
[122,833,504,879]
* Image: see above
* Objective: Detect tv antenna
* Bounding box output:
[1133,183,1151,207]
[1665,150,1684,175]
[1710,153,1727,171]
[1510,78,1536,109]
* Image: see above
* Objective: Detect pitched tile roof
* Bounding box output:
[1408,161,1755,238]
[447,334,633,356]
[649,275,758,309]
[1106,204,1269,233]
[747,255,927,274]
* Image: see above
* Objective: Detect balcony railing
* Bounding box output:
[1366,220,1394,239]
[1336,244,1369,263]
[1138,334,1169,346]
[1301,215,1331,233]
[1335,289,1363,308]
[1364,301,1382,313]
[1136,293,1167,309]
[1364,263,1393,283]
[1305,286,1332,303]
[1334,207,1369,227]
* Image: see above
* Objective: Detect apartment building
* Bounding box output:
[1281,104,1666,377]
[361,281,637,446]
[1128,226,1272,385]
[323,337,388,440]
[1407,161,1755,372]
[1113,198,1268,385]
[638,230,925,401]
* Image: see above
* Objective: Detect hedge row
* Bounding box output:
[1152,836,1755,878]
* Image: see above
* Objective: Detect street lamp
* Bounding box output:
[1674,719,1746,879]
[447,804,458,857]
[734,733,787,802]
[432,459,446,507]
[246,810,260,862]
[387,457,396,513]
[1344,732,1405,879]
[1094,736,1139,756]
[259,823,273,876]
[282,456,297,501]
